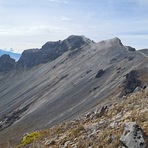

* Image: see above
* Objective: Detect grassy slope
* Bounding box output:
[12,89,148,148]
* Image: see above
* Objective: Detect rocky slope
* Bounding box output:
[14,88,148,148]
[0,35,147,146]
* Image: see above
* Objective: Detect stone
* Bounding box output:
[95,69,105,78]
[110,121,118,128]
[44,139,56,146]
[133,87,141,93]
[120,70,142,97]
[98,106,108,117]
[64,141,71,147]
[120,122,146,148]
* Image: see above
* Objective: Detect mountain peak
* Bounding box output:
[0,54,15,72]
[41,35,93,51]
[0,49,21,61]
[67,35,92,41]
[109,37,123,46]
[0,54,11,59]
[98,37,123,47]
[17,35,93,68]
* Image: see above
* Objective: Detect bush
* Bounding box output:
[22,131,42,146]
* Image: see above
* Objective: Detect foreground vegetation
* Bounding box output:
[4,89,148,148]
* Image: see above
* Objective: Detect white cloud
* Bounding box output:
[0,25,67,36]
[0,24,69,52]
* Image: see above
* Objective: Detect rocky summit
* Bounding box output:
[0,35,147,147]
[16,35,93,68]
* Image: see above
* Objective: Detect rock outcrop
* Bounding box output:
[16,49,45,68]
[125,46,136,52]
[121,70,142,96]
[95,69,105,78]
[17,35,93,68]
[0,54,15,72]
[120,122,146,148]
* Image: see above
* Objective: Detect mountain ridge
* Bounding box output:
[17,35,93,68]
[0,49,21,61]
[0,35,147,146]
[0,35,147,72]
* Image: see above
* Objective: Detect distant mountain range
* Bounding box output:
[0,49,21,61]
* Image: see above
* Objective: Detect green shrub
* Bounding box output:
[22,131,41,146]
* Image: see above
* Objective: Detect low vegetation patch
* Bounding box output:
[12,89,148,147]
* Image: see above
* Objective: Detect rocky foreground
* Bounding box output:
[10,88,147,148]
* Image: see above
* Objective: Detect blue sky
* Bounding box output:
[0,0,148,53]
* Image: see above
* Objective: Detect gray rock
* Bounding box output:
[133,87,141,93]
[0,54,15,72]
[120,122,146,148]
[44,138,56,146]
[95,69,105,78]
[120,70,142,97]
[125,46,136,52]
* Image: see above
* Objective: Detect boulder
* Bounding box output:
[95,69,105,78]
[120,122,146,148]
[120,70,142,96]
[133,87,141,93]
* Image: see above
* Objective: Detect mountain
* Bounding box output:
[0,54,15,72]
[0,49,21,61]
[0,35,147,147]
[17,35,93,68]
[139,48,148,56]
